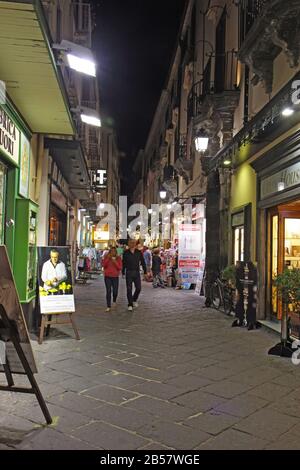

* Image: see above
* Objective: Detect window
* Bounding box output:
[234,226,244,264]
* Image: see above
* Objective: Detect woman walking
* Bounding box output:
[102,247,122,312]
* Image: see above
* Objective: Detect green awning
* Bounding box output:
[0,0,75,135]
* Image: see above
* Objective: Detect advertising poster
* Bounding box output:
[178,224,202,284]
[37,246,75,314]
[19,133,30,198]
[0,246,37,374]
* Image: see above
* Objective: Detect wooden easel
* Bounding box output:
[39,312,80,345]
[0,304,52,425]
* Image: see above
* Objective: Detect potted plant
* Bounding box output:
[221,265,236,288]
[269,268,300,357]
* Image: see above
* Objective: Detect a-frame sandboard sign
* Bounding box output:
[0,246,52,424]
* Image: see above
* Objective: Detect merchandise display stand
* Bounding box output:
[39,312,80,345]
[0,304,52,425]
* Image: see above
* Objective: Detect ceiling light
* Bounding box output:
[282,107,294,117]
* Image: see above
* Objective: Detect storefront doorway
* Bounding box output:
[268,199,300,320]
[49,204,67,246]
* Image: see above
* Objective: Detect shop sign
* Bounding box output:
[178,224,202,283]
[37,246,75,314]
[19,134,30,198]
[261,161,300,199]
[91,169,107,189]
[0,106,20,165]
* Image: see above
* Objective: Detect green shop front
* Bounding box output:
[0,103,38,326]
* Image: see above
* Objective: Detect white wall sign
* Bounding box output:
[0,106,20,165]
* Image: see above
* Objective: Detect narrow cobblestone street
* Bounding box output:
[1,276,300,450]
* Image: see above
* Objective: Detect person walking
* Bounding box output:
[143,246,152,278]
[122,239,147,311]
[152,248,165,288]
[102,247,122,312]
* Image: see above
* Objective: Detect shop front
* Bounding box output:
[0,102,38,323]
[253,130,300,322]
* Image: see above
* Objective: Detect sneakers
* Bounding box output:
[128,306,133,311]
[133,302,139,308]
[105,307,111,312]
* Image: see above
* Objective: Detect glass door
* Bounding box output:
[271,214,279,318]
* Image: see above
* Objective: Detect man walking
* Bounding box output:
[122,239,147,311]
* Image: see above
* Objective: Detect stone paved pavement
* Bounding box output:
[1,276,300,450]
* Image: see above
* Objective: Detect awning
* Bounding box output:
[0,0,75,135]
[44,137,91,201]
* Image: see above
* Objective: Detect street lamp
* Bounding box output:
[195,129,209,152]
[53,40,96,77]
[159,189,167,200]
[282,107,294,117]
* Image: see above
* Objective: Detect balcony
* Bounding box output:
[238,0,300,93]
[72,2,92,48]
[188,51,239,124]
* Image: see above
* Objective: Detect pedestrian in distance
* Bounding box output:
[122,239,147,311]
[143,246,152,280]
[152,248,165,288]
[102,247,122,312]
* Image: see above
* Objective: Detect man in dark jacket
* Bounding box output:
[122,240,147,311]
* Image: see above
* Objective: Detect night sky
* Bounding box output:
[94,0,186,195]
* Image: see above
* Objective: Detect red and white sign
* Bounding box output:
[178,224,202,283]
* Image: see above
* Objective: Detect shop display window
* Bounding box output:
[284,218,300,269]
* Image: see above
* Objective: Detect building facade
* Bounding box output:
[133,0,300,324]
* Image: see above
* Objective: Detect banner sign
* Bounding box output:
[37,246,75,314]
[178,224,202,283]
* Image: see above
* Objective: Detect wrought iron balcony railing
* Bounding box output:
[187,50,238,122]
[72,2,92,48]
[239,0,267,42]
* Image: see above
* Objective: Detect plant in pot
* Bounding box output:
[221,265,236,289]
[269,268,300,357]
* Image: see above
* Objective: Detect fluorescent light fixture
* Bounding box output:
[67,53,96,77]
[282,107,294,117]
[53,40,96,77]
[81,113,101,127]
[278,182,285,191]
